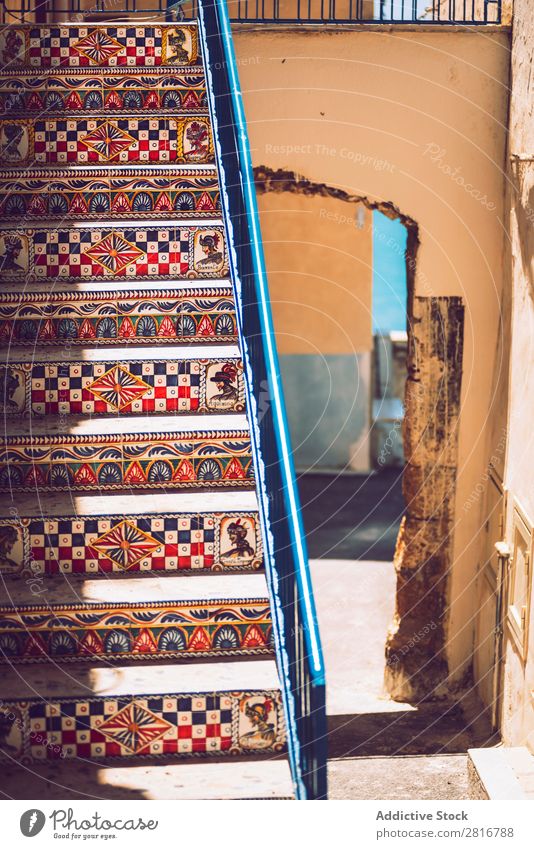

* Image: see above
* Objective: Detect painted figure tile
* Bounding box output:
[0,29,27,69]
[0,689,285,762]
[0,288,237,347]
[0,120,32,166]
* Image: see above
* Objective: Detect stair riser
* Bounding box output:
[0,114,214,167]
[0,430,254,493]
[1,358,245,417]
[0,23,201,70]
[0,600,272,664]
[0,171,221,221]
[0,224,227,281]
[0,689,285,763]
[0,71,207,116]
[0,509,263,576]
[0,288,237,347]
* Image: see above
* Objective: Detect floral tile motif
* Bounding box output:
[0,597,272,663]
[0,225,227,280]
[0,171,221,221]
[0,115,213,166]
[0,429,254,493]
[0,689,285,762]
[0,511,262,577]
[0,71,207,116]
[0,358,245,417]
[0,25,200,69]
[0,288,236,347]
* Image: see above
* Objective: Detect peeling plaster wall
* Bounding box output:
[235,26,510,693]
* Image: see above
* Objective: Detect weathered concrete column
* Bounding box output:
[385,296,464,702]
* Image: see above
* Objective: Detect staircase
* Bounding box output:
[0,12,311,800]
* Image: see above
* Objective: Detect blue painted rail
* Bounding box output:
[197,0,328,801]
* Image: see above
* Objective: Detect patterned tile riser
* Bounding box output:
[0,172,221,221]
[1,359,245,416]
[0,511,263,576]
[0,600,272,664]
[0,690,286,762]
[0,288,237,347]
[0,72,207,116]
[0,431,254,493]
[0,225,227,281]
[0,115,214,166]
[0,25,201,69]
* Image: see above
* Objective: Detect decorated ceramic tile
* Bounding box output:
[0,119,31,166]
[0,599,272,664]
[0,170,221,221]
[0,231,29,278]
[0,225,227,281]
[0,25,200,70]
[0,287,236,346]
[238,694,282,752]
[0,521,25,576]
[0,689,285,762]
[0,511,262,577]
[0,115,214,166]
[0,70,207,115]
[0,358,245,417]
[0,429,254,493]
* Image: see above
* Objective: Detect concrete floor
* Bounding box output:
[309,558,487,799]
[298,468,404,561]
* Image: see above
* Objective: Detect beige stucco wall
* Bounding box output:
[257,193,373,354]
[234,25,510,683]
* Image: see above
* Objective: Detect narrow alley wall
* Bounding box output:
[234,24,510,694]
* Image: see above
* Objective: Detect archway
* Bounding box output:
[254,166,465,702]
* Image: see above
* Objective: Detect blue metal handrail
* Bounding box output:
[197,0,327,800]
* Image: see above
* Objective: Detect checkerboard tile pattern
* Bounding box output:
[0,116,213,166]
[0,25,200,69]
[0,510,262,576]
[0,224,226,280]
[0,690,285,762]
[0,358,243,416]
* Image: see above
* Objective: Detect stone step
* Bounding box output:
[0,221,227,282]
[1,345,244,417]
[0,283,236,347]
[0,69,207,117]
[0,414,253,494]
[0,659,286,763]
[0,757,294,800]
[0,113,214,168]
[0,22,202,70]
[0,168,221,221]
[0,573,272,664]
[0,490,263,576]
